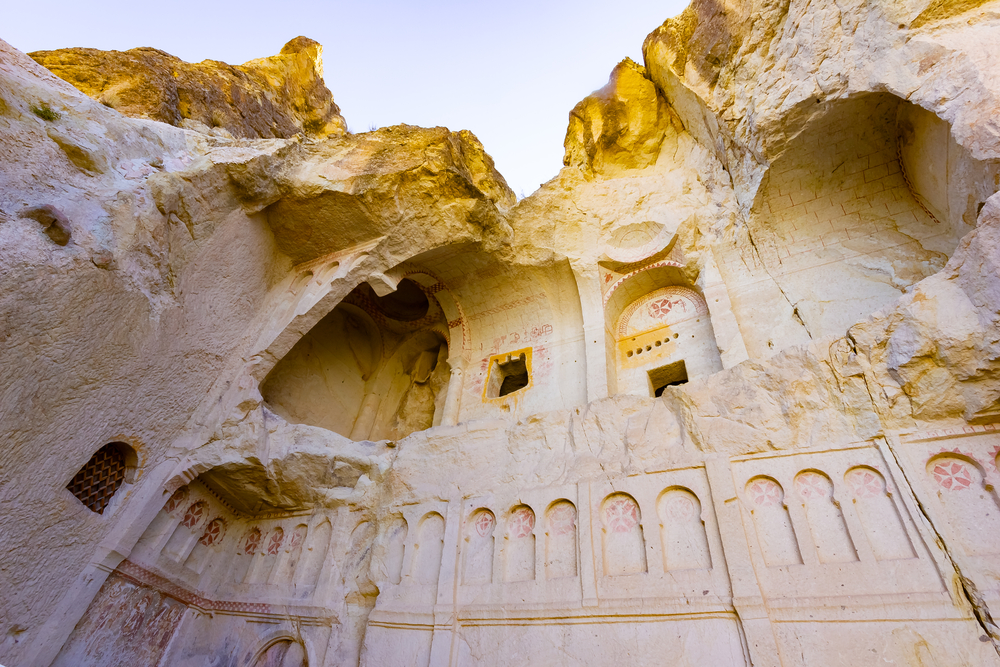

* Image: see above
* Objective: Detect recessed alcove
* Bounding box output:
[261,278,451,440]
[649,360,688,397]
[370,278,430,321]
[745,93,1000,341]
[604,263,723,397]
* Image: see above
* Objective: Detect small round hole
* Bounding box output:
[645,345,651,351]
[673,334,679,339]
[627,350,633,357]
[655,341,661,347]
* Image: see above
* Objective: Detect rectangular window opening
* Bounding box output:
[649,360,688,397]
[486,351,531,399]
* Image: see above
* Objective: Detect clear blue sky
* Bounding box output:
[5,0,688,198]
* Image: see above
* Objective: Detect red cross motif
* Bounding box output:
[244,528,262,555]
[664,494,696,520]
[548,503,576,536]
[164,487,188,513]
[845,468,884,499]
[932,460,974,491]
[649,297,685,319]
[474,511,495,538]
[508,507,535,539]
[795,472,831,500]
[266,530,284,555]
[604,497,639,533]
[199,518,225,546]
[289,526,307,549]
[181,502,206,528]
[747,479,783,507]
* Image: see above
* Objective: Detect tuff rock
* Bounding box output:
[30,36,347,139]
[4,1,1000,666]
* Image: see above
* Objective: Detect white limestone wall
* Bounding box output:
[354,424,1000,667]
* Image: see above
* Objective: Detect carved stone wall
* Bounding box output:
[5,0,1000,666]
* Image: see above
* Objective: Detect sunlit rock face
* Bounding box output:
[5,1,1000,665]
[30,36,347,139]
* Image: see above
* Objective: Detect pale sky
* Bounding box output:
[5,0,689,198]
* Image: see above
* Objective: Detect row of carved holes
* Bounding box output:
[626,333,681,358]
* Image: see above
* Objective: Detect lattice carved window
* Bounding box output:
[66,442,136,514]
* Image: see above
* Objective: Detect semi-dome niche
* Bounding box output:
[605,264,723,397]
[744,93,1000,344]
[261,278,451,441]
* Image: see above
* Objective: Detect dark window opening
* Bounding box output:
[649,360,688,397]
[487,352,530,398]
[499,369,529,396]
[67,442,135,514]
[373,278,430,321]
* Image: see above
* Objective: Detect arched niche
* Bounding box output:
[657,487,712,571]
[463,509,495,585]
[504,505,536,582]
[544,500,578,579]
[261,277,452,441]
[261,302,382,437]
[415,512,445,586]
[926,454,1000,556]
[744,476,802,567]
[600,493,647,576]
[250,638,308,667]
[793,470,857,564]
[745,93,1000,345]
[844,466,914,561]
[604,265,723,397]
[384,515,408,585]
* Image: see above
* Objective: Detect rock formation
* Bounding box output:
[3,1,1000,665]
[30,36,346,139]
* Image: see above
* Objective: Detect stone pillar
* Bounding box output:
[578,481,599,607]
[571,265,610,402]
[428,494,463,666]
[697,250,750,369]
[440,356,467,427]
[703,455,783,667]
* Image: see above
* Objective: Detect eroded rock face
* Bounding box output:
[30,36,347,139]
[5,2,1000,666]
[563,57,682,176]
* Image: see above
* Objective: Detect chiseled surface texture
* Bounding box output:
[4,1,1000,666]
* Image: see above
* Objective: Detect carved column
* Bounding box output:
[571,264,610,402]
[697,249,749,369]
[703,455,783,667]
[440,356,467,426]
